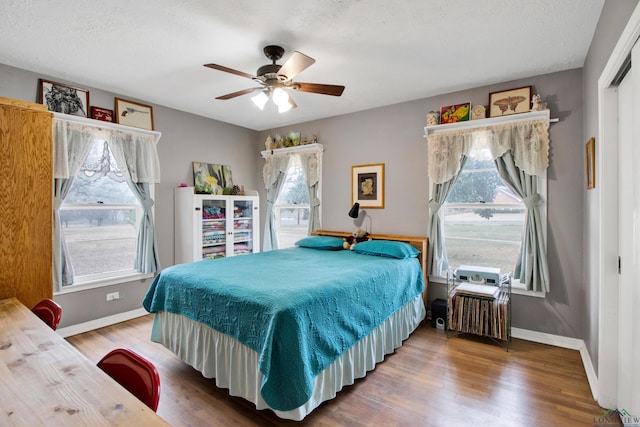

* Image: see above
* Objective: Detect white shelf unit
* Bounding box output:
[424,109,552,138]
[174,186,260,264]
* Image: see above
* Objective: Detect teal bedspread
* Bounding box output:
[142,247,424,411]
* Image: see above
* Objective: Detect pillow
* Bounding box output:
[352,240,420,259]
[295,236,345,250]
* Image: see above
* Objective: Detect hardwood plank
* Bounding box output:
[66,315,620,426]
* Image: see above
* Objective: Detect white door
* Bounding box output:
[616,42,640,415]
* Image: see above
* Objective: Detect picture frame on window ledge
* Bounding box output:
[90,106,114,122]
[440,102,470,124]
[38,78,89,117]
[352,163,384,209]
[488,85,532,118]
[115,97,154,130]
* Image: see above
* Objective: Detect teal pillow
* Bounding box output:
[352,240,420,259]
[295,236,345,250]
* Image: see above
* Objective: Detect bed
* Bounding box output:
[142,230,428,420]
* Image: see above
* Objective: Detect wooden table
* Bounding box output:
[0,298,170,426]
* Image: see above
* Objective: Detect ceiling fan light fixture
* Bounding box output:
[272,88,290,107]
[278,98,294,113]
[251,91,269,110]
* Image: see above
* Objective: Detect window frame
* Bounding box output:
[429,164,547,298]
[261,143,324,251]
[54,146,156,296]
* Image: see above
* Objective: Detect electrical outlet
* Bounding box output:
[106,292,120,301]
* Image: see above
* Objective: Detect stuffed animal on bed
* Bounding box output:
[343,228,371,250]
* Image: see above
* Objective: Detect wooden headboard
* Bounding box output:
[312,230,429,307]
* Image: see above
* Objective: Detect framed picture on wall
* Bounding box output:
[115,97,154,130]
[193,162,234,195]
[586,137,595,189]
[352,163,384,208]
[90,106,114,122]
[38,79,89,117]
[440,102,470,124]
[488,86,532,117]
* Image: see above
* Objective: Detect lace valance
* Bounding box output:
[53,115,161,183]
[262,144,323,189]
[427,117,549,184]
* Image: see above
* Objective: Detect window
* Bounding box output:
[59,140,148,288]
[274,156,310,248]
[443,153,525,274]
[439,146,546,291]
[426,111,550,293]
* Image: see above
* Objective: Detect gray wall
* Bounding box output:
[582,0,639,374]
[0,63,260,328]
[261,68,586,338]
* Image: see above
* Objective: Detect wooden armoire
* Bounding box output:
[0,97,53,308]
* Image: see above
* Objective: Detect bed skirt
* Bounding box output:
[150,295,425,420]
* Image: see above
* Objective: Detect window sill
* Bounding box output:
[429,275,546,298]
[54,271,154,295]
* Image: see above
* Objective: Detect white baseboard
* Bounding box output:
[512,327,598,400]
[57,308,149,338]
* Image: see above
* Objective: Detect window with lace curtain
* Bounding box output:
[441,145,533,278]
[426,111,550,293]
[274,156,310,248]
[59,140,145,284]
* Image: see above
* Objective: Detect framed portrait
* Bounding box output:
[193,162,233,195]
[440,102,470,124]
[488,86,532,117]
[115,97,154,130]
[586,137,595,189]
[352,163,384,209]
[90,106,114,122]
[38,79,89,117]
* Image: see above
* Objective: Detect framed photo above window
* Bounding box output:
[39,79,89,117]
[488,86,532,117]
[352,163,384,209]
[90,106,114,122]
[115,97,154,130]
[440,102,471,124]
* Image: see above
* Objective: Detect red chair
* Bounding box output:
[97,348,161,412]
[31,298,62,331]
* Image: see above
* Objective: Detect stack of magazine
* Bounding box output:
[448,279,509,340]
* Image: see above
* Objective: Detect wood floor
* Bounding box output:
[66,315,619,426]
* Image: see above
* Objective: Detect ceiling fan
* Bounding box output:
[204,45,345,113]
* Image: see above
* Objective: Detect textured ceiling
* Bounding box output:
[0,0,604,131]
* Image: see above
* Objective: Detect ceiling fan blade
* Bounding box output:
[277,51,315,80]
[215,87,262,100]
[204,63,256,79]
[291,82,345,97]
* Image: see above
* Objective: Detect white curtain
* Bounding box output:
[52,122,95,290]
[52,118,161,291]
[298,151,322,235]
[262,146,323,251]
[262,155,291,251]
[426,117,550,291]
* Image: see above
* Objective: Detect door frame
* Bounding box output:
[597,4,640,409]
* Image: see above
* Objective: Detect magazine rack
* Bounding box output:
[446,268,511,350]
